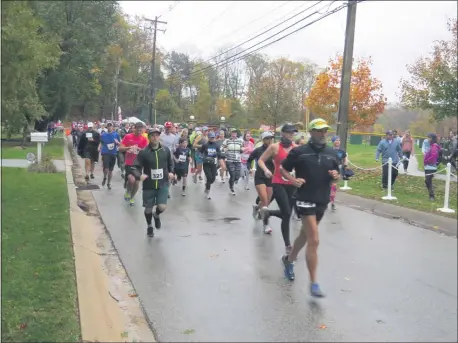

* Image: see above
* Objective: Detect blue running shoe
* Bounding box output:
[281,255,295,281]
[310,283,325,298]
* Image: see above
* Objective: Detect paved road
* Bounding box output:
[1,159,65,172]
[78,156,457,342]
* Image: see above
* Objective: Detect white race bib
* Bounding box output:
[178,154,186,163]
[86,133,93,139]
[234,153,241,161]
[151,168,163,180]
[107,143,115,150]
[296,201,316,208]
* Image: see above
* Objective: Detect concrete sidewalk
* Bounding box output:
[1,159,66,172]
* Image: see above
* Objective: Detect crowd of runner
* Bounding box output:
[73,118,352,298]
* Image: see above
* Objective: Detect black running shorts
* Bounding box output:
[102,154,117,171]
[294,201,327,222]
[175,168,188,180]
[254,175,272,187]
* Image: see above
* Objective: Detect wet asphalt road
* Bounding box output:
[79,157,457,342]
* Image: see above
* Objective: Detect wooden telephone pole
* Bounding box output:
[336,0,357,152]
[144,16,167,125]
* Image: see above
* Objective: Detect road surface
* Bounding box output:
[77,156,457,342]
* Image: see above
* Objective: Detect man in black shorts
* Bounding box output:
[279,118,340,298]
[77,122,101,181]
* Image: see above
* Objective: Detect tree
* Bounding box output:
[306,55,386,128]
[399,18,457,121]
[1,1,60,140]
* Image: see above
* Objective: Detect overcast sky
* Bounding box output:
[120,1,456,104]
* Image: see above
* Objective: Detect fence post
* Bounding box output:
[382,157,397,200]
[437,163,455,213]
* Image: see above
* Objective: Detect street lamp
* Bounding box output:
[190,115,195,121]
[220,116,226,122]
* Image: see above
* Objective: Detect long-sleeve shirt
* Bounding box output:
[422,139,430,155]
[401,136,414,153]
[241,140,254,164]
[133,143,173,189]
[376,139,402,164]
[222,138,243,163]
[424,143,440,170]
[77,130,100,155]
[200,141,221,164]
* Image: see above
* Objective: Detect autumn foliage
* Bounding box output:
[306,55,386,127]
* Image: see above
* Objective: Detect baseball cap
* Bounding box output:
[148,127,161,135]
[282,124,298,133]
[202,126,209,131]
[308,118,330,131]
[261,131,274,140]
[230,128,238,132]
[208,131,216,138]
[386,130,393,135]
[135,122,144,128]
[87,122,94,128]
[331,135,340,143]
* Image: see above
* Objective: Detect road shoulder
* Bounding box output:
[337,192,457,237]
[64,139,156,342]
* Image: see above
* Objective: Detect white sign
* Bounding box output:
[30,132,48,143]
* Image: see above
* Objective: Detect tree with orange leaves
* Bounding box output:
[306,55,386,128]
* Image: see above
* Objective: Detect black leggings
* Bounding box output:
[203,163,217,190]
[226,161,241,189]
[402,151,411,171]
[269,184,296,247]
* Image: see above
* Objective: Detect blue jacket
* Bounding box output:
[376,139,402,164]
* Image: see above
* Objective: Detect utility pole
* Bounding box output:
[113,60,120,122]
[336,0,357,152]
[145,16,167,125]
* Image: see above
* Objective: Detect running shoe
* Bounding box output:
[85,175,90,181]
[252,204,259,220]
[230,189,236,196]
[107,183,111,190]
[124,191,131,201]
[181,191,186,196]
[147,226,154,237]
[281,255,295,281]
[102,178,107,187]
[331,203,336,211]
[310,283,325,298]
[153,213,161,229]
[129,198,135,206]
[263,225,272,234]
[90,174,95,179]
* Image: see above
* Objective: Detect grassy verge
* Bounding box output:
[1,168,81,342]
[1,138,64,160]
[340,169,457,218]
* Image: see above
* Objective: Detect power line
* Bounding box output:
[187,2,353,77]
[201,1,293,51]
[157,1,181,19]
[193,1,324,71]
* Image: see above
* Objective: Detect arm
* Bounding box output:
[200,143,207,156]
[258,144,275,174]
[193,135,202,149]
[118,136,130,152]
[77,133,87,152]
[246,148,258,171]
[131,151,144,180]
[342,151,349,168]
[375,141,382,160]
[280,148,303,187]
[167,148,174,175]
[216,145,222,159]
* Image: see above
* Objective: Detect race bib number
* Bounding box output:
[178,154,186,163]
[86,133,93,139]
[151,168,163,180]
[234,153,241,161]
[107,143,115,150]
[296,201,316,208]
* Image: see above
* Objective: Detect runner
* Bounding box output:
[119,122,148,206]
[174,137,192,196]
[117,123,129,178]
[329,135,348,211]
[99,122,121,189]
[241,131,255,190]
[132,127,175,237]
[193,126,209,183]
[222,128,244,195]
[258,124,298,254]
[215,130,227,183]
[247,131,275,234]
[160,121,179,197]
[77,122,101,181]
[201,131,222,199]
[279,118,340,298]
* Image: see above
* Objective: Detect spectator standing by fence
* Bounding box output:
[376,130,402,190]
[423,133,441,201]
[401,130,414,173]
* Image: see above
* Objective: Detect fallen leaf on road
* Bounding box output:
[128,293,138,297]
[433,226,439,230]
[19,323,27,329]
[182,329,195,334]
[319,324,327,329]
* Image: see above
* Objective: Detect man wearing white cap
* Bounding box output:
[77,122,101,181]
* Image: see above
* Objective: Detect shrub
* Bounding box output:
[28,154,57,173]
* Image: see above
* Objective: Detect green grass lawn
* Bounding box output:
[1,138,64,160]
[1,168,81,342]
[343,144,457,217]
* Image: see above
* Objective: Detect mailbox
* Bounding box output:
[30,132,49,143]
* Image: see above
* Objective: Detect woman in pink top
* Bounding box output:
[241,131,255,190]
[401,130,414,173]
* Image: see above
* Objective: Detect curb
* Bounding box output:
[64,138,156,342]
